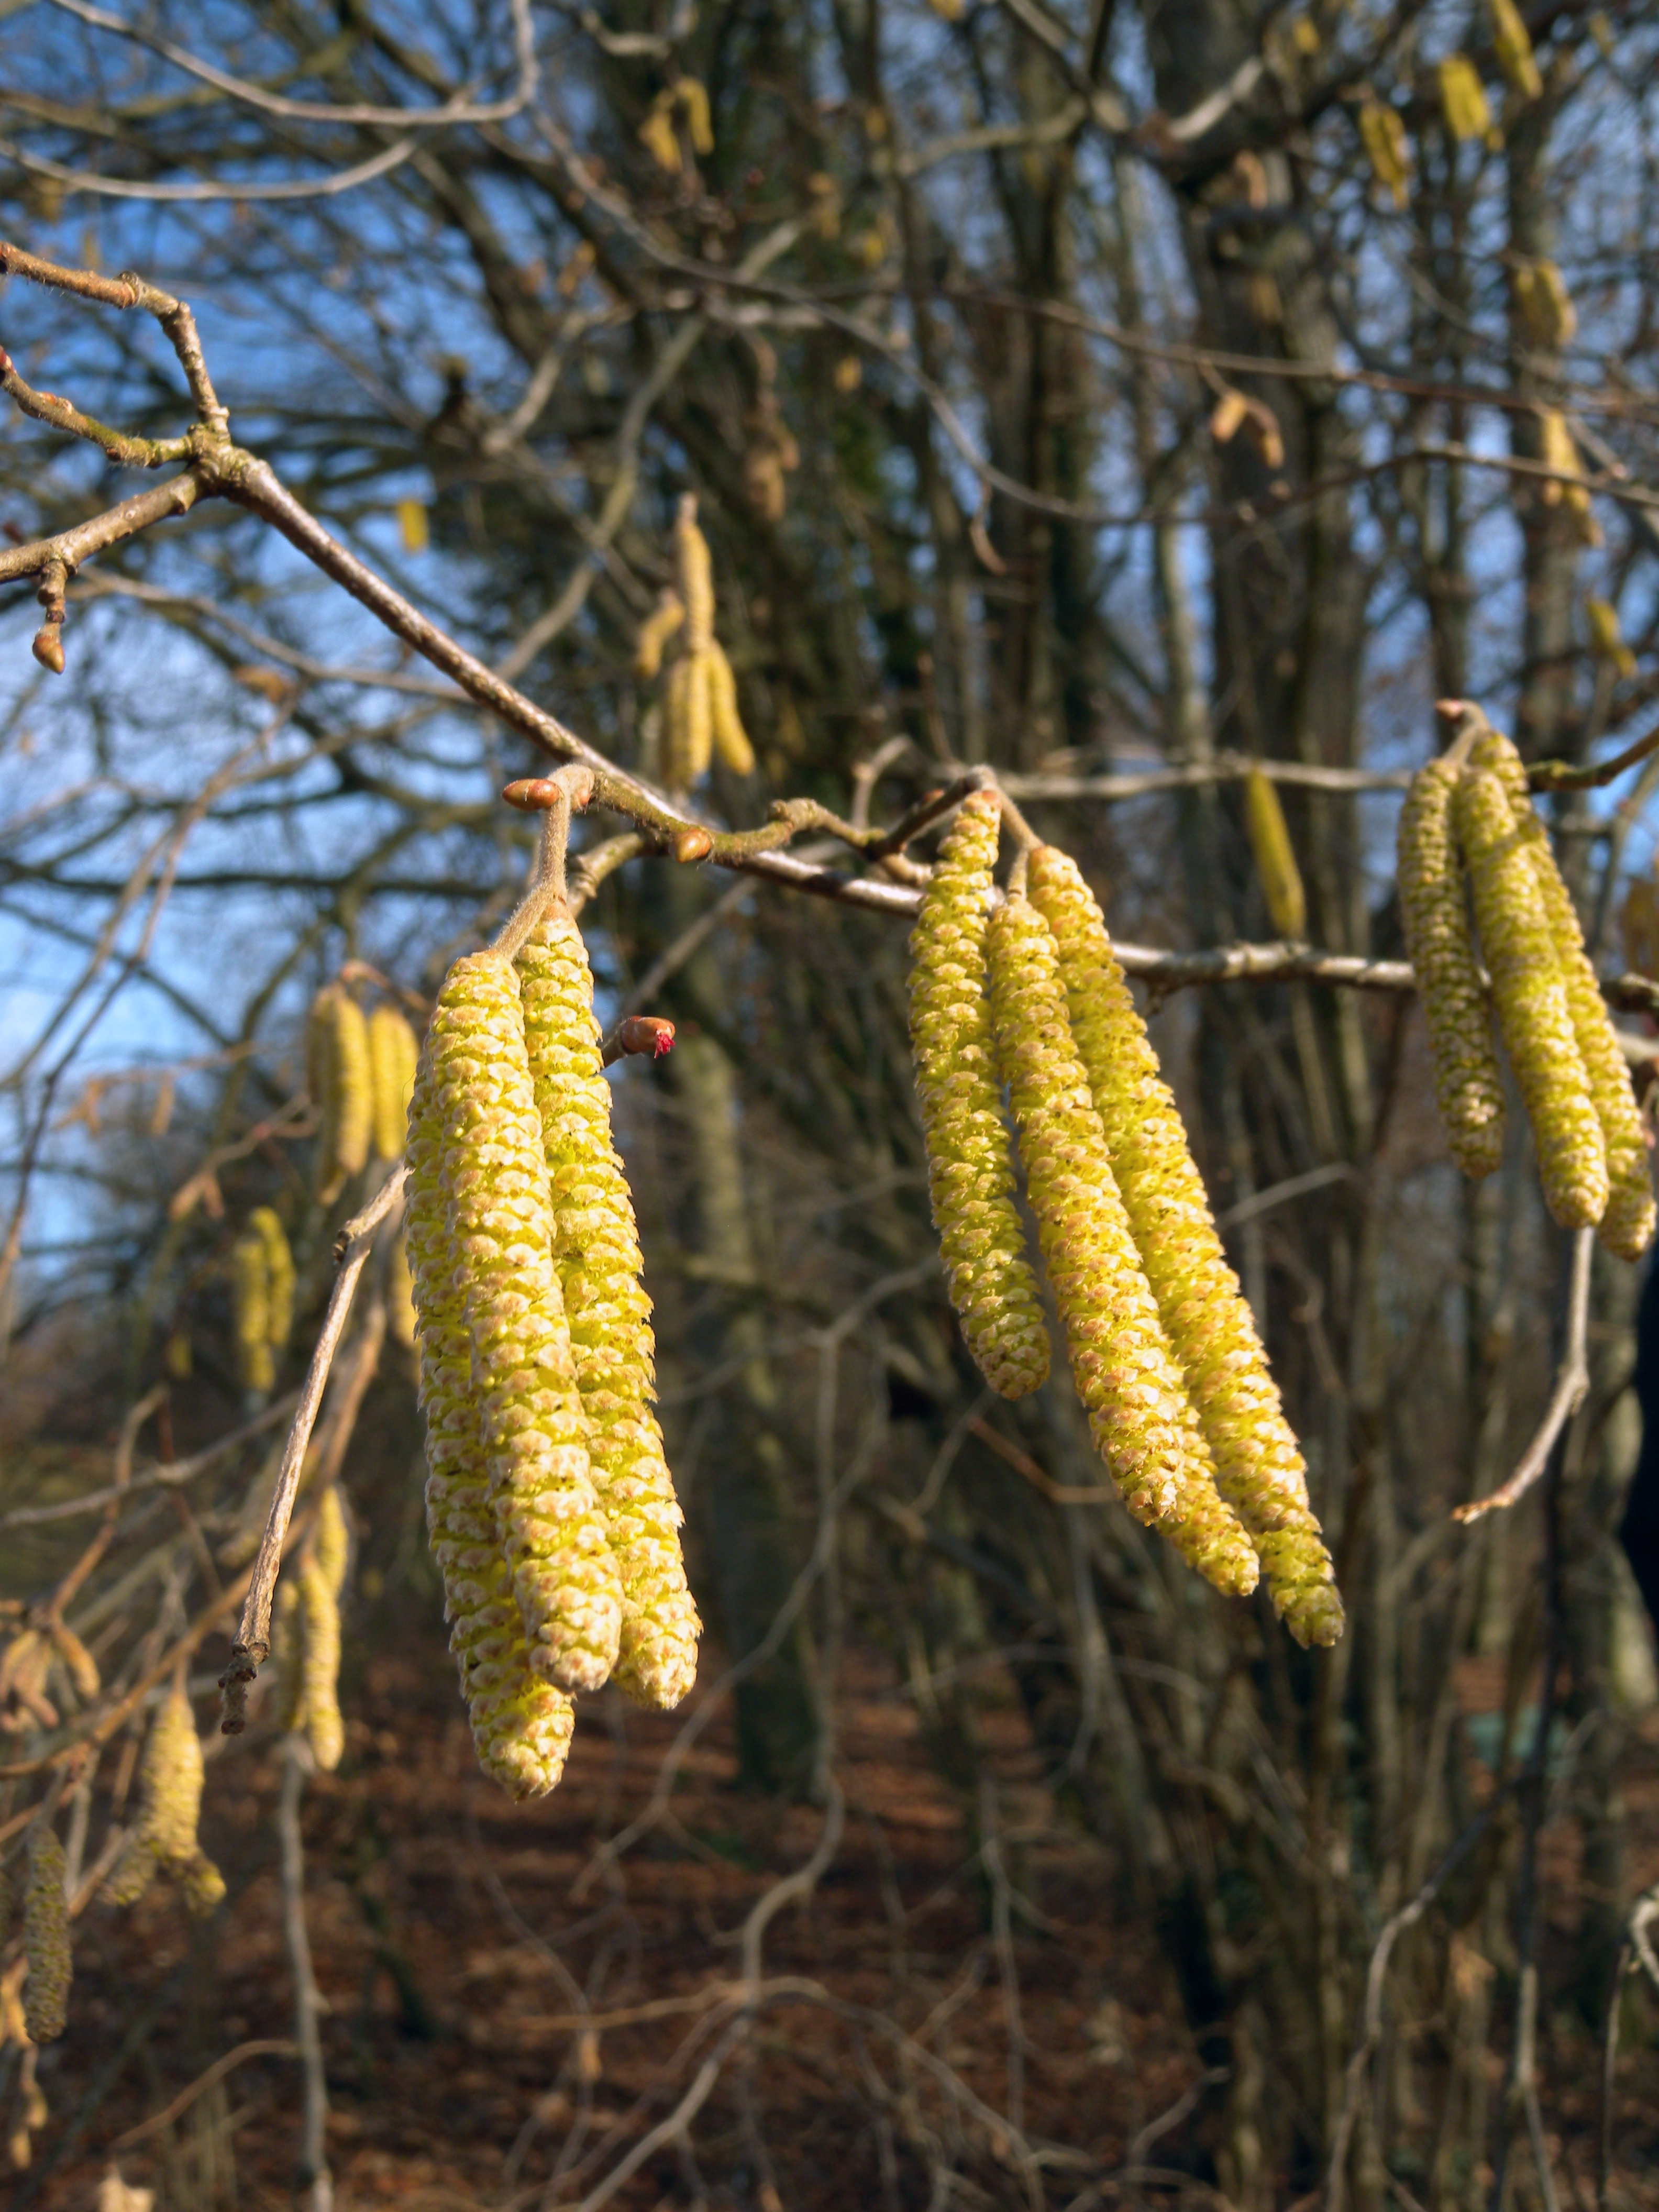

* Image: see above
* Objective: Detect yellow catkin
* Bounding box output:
[230,1224,274,1395]
[1396,759,1507,1179]
[906,794,1050,1398]
[1025,851,1338,1632]
[1513,260,1576,349]
[1358,102,1410,207]
[406,1050,576,1798]
[271,1577,308,1735]
[24,1828,70,2043]
[1467,724,1654,1259]
[986,892,1258,1594]
[424,953,622,1692]
[312,985,373,1200]
[388,1228,418,1348]
[676,497,715,655]
[105,1682,227,1917]
[683,651,714,782]
[1587,598,1635,681]
[675,76,714,156]
[1243,768,1308,941]
[1455,767,1608,1228]
[662,654,693,790]
[297,1554,345,1772]
[1437,54,1495,143]
[315,1484,350,1599]
[1489,0,1543,97]
[634,591,684,681]
[368,1004,419,1162]
[251,1207,294,1352]
[706,640,756,775]
[517,909,701,1709]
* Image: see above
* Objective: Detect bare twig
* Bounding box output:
[277,1738,333,2212]
[1453,1230,1594,1525]
[218,1165,405,1731]
[1600,1885,1659,2210]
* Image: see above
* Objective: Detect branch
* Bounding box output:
[218,1165,405,1732]
[1453,1228,1594,1526]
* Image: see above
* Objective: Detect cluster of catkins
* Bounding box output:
[104,1682,226,1917]
[307,984,418,1201]
[270,1485,350,1772]
[909,792,1343,1647]
[405,902,699,1798]
[1397,706,1655,1263]
[634,497,754,786]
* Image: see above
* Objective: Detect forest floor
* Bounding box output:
[15,1622,1659,2212]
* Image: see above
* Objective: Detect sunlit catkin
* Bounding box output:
[706,640,756,775]
[230,1223,274,1395]
[297,1554,345,1772]
[634,590,684,682]
[369,1004,419,1162]
[986,893,1258,1594]
[406,1052,576,1798]
[315,1483,350,1599]
[906,794,1050,1399]
[1026,847,1339,1641]
[252,1207,294,1351]
[1468,723,1654,1259]
[425,952,622,1693]
[1243,768,1308,941]
[23,1827,69,2044]
[1396,760,1506,1180]
[107,1682,227,1918]
[311,984,373,1200]
[387,1227,418,1348]
[516,909,701,1708]
[1456,767,1608,1228]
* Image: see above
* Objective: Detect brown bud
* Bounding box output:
[616,1016,676,1058]
[502,767,595,813]
[32,623,63,673]
[673,826,712,862]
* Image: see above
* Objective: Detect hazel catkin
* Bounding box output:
[369,1004,420,1162]
[1026,847,1340,1642]
[1455,767,1608,1229]
[424,952,622,1693]
[1465,721,1654,1259]
[252,1208,295,1354]
[311,984,373,1200]
[1396,759,1507,1180]
[906,794,1050,1399]
[23,1827,70,2044]
[297,1554,345,1772]
[230,1224,274,1395]
[1243,768,1308,942]
[706,640,755,775]
[105,1683,227,1916]
[516,908,701,1709]
[405,1050,576,1799]
[986,891,1259,1597]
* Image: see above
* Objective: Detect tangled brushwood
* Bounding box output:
[909,794,1342,1646]
[400,828,698,1799]
[1399,705,1655,1261]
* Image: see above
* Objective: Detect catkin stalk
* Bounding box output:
[987,891,1259,1596]
[424,952,622,1692]
[517,909,701,1709]
[906,793,1050,1399]
[406,1050,577,1797]
[1466,723,1653,1258]
[1396,760,1507,1180]
[23,1827,70,2043]
[1027,847,1339,1642]
[1456,768,1608,1228]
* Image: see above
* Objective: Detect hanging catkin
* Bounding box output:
[986,891,1259,1596]
[634,590,685,682]
[1455,767,1608,1229]
[230,1223,274,1395]
[105,1682,227,1916]
[387,1227,418,1348]
[1466,722,1654,1259]
[906,793,1050,1399]
[516,908,701,1709]
[1026,847,1340,1642]
[23,1827,70,2044]
[1396,759,1507,1180]
[252,1208,295,1353]
[297,1554,345,1772]
[1243,769,1308,942]
[706,640,756,775]
[369,1004,420,1162]
[311,983,373,1200]
[405,1050,576,1797]
[424,952,622,1692]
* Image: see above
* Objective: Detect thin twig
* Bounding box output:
[218,1165,405,1730]
[278,1738,333,2212]
[1453,1230,1594,1525]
